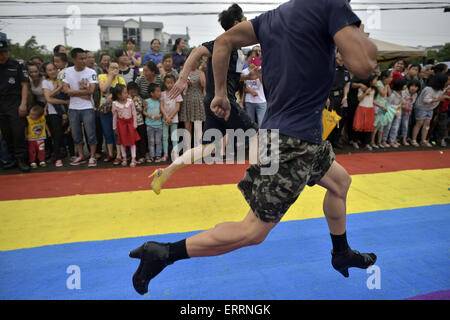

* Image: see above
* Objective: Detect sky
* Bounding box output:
[1,0,449,53]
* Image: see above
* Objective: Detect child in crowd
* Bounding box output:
[159,54,179,90]
[411,73,450,147]
[353,73,378,151]
[26,105,50,168]
[112,84,141,167]
[143,83,163,163]
[372,70,393,148]
[436,79,450,147]
[161,74,183,161]
[382,78,408,148]
[127,81,148,164]
[399,79,420,146]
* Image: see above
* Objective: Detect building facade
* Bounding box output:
[98,18,190,54]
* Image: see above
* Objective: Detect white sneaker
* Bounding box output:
[30,162,37,169]
[88,157,97,167]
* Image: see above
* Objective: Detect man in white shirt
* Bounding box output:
[62,48,98,167]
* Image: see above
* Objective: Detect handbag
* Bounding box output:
[322,106,342,140]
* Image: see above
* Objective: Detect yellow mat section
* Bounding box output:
[1,168,449,251]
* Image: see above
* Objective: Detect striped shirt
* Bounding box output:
[135,74,162,100]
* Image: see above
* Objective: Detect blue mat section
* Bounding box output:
[1,204,449,300]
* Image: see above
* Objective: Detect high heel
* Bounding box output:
[331,248,377,278]
[129,241,172,295]
[337,268,349,278]
[149,168,166,195]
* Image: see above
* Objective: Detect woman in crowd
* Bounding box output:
[172,38,186,72]
[179,54,206,149]
[411,73,450,147]
[143,39,163,66]
[242,63,266,127]
[115,49,137,84]
[27,62,46,108]
[135,60,162,100]
[41,62,70,167]
[98,61,127,165]
[126,39,142,76]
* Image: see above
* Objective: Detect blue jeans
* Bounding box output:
[399,112,411,138]
[162,123,178,155]
[69,109,97,145]
[244,102,267,127]
[147,126,162,158]
[383,112,401,143]
[99,111,118,145]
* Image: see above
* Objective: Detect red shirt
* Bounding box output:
[441,88,450,112]
[390,70,404,85]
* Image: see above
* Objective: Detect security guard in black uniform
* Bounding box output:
[0,38,30,172]
[327,51,350,149]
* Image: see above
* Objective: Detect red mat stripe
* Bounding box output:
[0,150,448,201]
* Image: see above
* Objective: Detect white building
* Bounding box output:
[98,18,190,53]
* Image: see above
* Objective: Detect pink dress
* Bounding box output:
[112,98,141,146]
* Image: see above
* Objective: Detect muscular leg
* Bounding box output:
[317,160,351,235]
[186,209,276,257]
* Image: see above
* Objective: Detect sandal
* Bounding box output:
[113,157,122,165]
[410,140,419,147]
[421,140,432,147]
[352,142,359,149]
[122,159,128,167]
[130,159,137,167]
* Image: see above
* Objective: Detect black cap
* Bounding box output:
[0,39,8,52]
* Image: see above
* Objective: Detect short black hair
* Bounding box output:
[70,48,85,59]
[426,58,437,65]
[127,81,139,92]
[151,39,160,45]
[99,53,110,62]
[362,72,378,88]
[218,3,244,31]
[379,69,392,82]
[30,55,43,63]
[162,53,173,62]
[148,83,160,95]
[392,77,407,91]
[112,84,126,101]
[432,63,448,74]
[53,44,64,54]
[409,63,421,73]
[127,39,136,45]
[54,52,68,63]
[408,79,421,89]
[114,48,127,58]
[30,104,45,116]
[429,73,449,91]
[145,60,159,74]
[164,74,176,83]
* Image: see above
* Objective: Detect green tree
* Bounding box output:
[427,43,450,62]
[8,36,53,62]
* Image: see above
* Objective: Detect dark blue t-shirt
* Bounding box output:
[252,0,361,143]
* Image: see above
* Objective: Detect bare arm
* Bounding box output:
[334,25,377,79]
[211,21,259,120]
[168,46,211,100]
[43,88,69,105]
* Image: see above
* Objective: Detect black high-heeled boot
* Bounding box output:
[129,241,173,295]
[331,248,377,278]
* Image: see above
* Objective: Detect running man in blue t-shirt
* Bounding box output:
[129,0,378,295]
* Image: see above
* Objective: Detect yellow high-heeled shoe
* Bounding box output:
[148,168,166,195]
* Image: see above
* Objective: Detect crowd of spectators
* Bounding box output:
[0,35,265,172]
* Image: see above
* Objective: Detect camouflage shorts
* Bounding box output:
[237,132,335,223]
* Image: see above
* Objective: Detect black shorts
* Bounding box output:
[201,97,258,145]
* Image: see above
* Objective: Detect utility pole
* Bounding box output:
[63,26,69,47]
